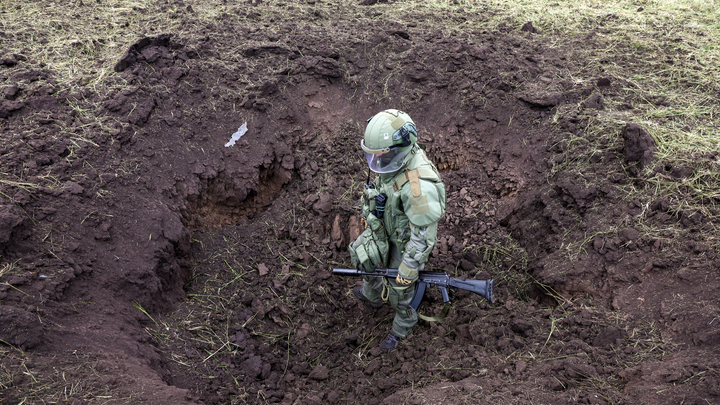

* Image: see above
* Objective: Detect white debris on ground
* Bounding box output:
[225,122,248,147]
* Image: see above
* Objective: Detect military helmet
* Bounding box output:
[361,109,418,173]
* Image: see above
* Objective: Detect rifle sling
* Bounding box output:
[418,302,451,322]
[411,281,451,323]
[381,277,413,304]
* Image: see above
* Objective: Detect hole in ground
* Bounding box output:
[181,160,291,231]
[164,85,558,403]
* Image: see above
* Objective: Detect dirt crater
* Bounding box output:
[1,5,719,405]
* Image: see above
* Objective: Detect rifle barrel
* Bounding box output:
[332,268,364,276]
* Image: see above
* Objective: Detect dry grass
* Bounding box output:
[3,0,717,171]
[2,0,719,402]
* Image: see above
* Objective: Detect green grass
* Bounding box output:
[412,0,720,213]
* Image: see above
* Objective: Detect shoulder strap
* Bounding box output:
[393,167,439,193]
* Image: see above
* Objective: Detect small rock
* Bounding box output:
[305,395,322,405]
[597,77,612,87]
[331,214,345,250]
[620,227,640,242]
[348,215,361,244]
[520,21,538,33]
[296,323,311,339]
[63,181,83,195]
[582,93,604,110]
[460,259,474,272]
[3,85,19,99]
[240,355,263,378]
[439,238,448,254]
[308,364,329,380]
[369,347,383,357]
[327,391,340,402]
[460,380,479,392]
[281,155,294,170]
[593,326,626,348]
[364,359,380,375]
[0,58,17,67]
[0,99,24,118]
[676,267,693,281]
[511,319,533,336]
[623,123,656,168]
[312,192,332,214]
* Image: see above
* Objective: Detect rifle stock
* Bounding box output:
[332,268,495,309]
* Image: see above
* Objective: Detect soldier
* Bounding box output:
[349,109,446,351]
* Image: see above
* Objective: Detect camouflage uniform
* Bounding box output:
[349,110,446,341]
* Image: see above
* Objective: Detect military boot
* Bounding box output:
[380,332,401,351]
[353,286,382,308]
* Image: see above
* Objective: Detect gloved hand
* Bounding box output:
[396,274,413,285]
[372,193,387,219]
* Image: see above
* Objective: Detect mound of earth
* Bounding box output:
[1,2,718,405]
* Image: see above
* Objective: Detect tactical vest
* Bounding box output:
[374,147,446,258]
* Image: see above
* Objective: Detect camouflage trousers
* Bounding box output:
[353,241,418,339]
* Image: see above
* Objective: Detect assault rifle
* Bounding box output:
[333,268,495,311]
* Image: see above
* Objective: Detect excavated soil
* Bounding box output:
[1,2,719,405]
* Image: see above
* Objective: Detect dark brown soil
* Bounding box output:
[1,2,719,405]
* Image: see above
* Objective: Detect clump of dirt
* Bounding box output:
[1,1,719,404]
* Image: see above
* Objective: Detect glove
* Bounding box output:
[372,193,387,219]
[396,274,413,285]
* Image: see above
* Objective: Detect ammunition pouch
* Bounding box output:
[349,212,389,272]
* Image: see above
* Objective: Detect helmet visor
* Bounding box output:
[362,142,410,173]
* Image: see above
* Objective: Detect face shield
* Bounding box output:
[361,139,411,173]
